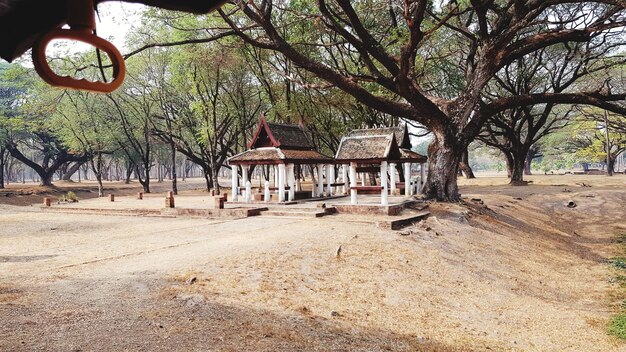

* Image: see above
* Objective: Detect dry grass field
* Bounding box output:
[0,174,625,351]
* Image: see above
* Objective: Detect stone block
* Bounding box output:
[214,196,224,209]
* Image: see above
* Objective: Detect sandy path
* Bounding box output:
[1,179,625,351]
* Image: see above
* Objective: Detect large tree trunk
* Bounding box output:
[61,161,85,181]
[510,156,527,185]
[40,172,54,187]
[202,168,213,192]
[608,156,616,176]
[170,143,178,195]
[503,152,514,178]
[0,147,7,189]
[458,148,475,179]
[524,152,533,175]
[211,166,221,195]
[424,135,462,201]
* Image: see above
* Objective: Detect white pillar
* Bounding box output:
[326,164,334,196]
[311,166,317,198]
[341,165,348,195]
[419,162,426,193]
[404,162,411,197]
[360,172,366,186]
[317,164,324,197]
[231,166,238,202]
[241,165,249,202]
[264,180,270,203]
[296,165,302,192]
[245,181,252,202]
[278,164,286,202]
[349,162,358,205]
[288,164,295,201]
[273,165,278,188]
[380,161,388,205]
[389,162,396,194]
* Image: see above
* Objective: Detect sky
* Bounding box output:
[93,1,144,52]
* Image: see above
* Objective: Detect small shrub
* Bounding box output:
[609,314,626,340]
[66,191,78,202]
[58,194,66,202]
[611,257,626,270]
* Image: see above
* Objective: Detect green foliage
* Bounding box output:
[66,191,78,202]
[609,314,626,340]
[609,234,626,340]
[58,191,78,203]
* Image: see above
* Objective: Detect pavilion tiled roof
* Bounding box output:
[335,134,402,162]
[229,147,332,165]
[348,126,411,149]
[265,122,314,149]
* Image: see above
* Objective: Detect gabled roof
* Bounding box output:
[399,148,427,163]
[248,116,314,150]
[228,147,332,165]
[348,125,412,149]
[335,133,402,162]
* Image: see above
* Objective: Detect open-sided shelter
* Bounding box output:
[335,125,427,205]
[228,116,333,202]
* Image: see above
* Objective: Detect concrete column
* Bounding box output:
[380,161,388,205]
[360,172,366,186]
[242,165,249,202]
[296,165,302,192]
[278,164,286,202]
[264,180,270,203]
[419,162,426,193]
[288,164,295,201]
[349,162,358,205]
[316,164,324,197]
[245,181,252,202]
[231,166,238,202]
[273,165,278,188]
[327,164,334,196]
[311,165,317,198]
[404,162,411,197]
[389,162,396,194]
[341,165,347,194]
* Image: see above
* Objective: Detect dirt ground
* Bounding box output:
[1,174,625,351]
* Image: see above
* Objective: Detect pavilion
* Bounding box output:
[228,116,333,203]
[335,125,427,205]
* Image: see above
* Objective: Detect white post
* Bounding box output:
[273,165,279,188]
[288,164,295,201]
[341,165,347,194]
[317,164,324,197]
[242,165,249,202]
[311,165,317,198]
[404,163,411,197]
[245,181,252,202]
[296,165,302,192]
[349,162,358,205]
[327,164,334,196]
[278,163,286,202]
[419,162,426,193]
[360,172,366,186]
[389,162,396,194]
[380,161,388,205]
[231,165,238,202]
[264,180,270,203]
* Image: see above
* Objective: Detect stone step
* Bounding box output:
[260,207,336,218]
[376,211,430,230]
